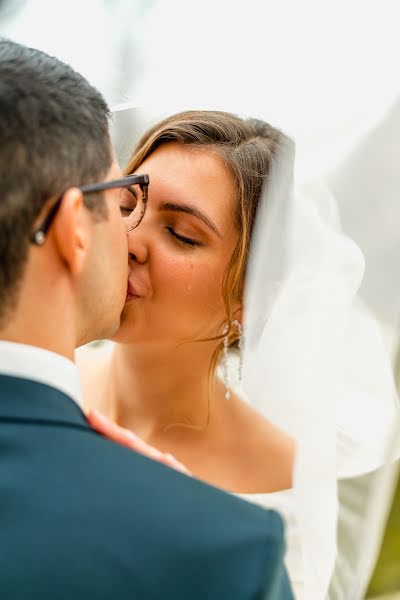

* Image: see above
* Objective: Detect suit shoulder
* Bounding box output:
[72,426,285,539]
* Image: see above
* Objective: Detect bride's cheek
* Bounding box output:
[155,246,220,301]
[154,256,195,297]
[187,265,222,304]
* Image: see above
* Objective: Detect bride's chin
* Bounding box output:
[109,308,137,343]
[110,326,133,344]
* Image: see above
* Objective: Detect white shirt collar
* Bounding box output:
[0,341,82,408]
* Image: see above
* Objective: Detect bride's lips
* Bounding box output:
[125,280,142,303]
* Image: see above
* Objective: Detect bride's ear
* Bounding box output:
[53,187,93,276]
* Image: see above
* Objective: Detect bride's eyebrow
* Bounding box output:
[160,201,222,238]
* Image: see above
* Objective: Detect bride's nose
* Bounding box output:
[127,229,149,264]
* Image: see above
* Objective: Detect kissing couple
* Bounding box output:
[0,39,295,599]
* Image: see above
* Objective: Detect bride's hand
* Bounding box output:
[87,409,191,476]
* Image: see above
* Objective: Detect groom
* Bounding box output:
[0,39,293,599]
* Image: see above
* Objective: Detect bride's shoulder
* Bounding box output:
[231,395,295,455]
[228,395,295,492]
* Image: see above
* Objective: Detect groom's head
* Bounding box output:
[0,39,128,347]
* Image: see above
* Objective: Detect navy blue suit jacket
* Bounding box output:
[0,374,293,599]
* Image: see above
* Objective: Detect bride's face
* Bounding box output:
[114,141,240,347]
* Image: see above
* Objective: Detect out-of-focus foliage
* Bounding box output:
[367,353,400,597]
[367,474,400,596]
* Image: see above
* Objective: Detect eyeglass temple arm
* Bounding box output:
[30,196,63,245]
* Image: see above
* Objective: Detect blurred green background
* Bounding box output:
[366,353,400,598]
[367,476,400,597]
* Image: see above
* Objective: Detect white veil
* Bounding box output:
[243,143,400,598]
[110,103,400,599]
[325,98,400,600]
[243,144,361,597]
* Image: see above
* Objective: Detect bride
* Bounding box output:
[78,107,398,599]
[78,110,303,593]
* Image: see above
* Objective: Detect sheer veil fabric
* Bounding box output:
[242,104,400,598]
[243,144,362,598]
[110,104,400,599]
[325,98,400,600]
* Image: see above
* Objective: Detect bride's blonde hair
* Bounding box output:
[125,111,291,426]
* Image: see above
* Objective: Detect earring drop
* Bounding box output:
[221,320,243,400]
[222,323,231,399]
[232,319,243,381]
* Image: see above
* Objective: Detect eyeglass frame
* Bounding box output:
[30,173,150,246]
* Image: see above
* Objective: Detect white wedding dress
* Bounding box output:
[238,490,303,599]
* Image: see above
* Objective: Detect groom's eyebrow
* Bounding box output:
[160,201,222,238]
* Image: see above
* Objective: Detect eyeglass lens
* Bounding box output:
[120,184,146,231]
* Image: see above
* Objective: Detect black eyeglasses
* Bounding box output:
[31,174,150,246]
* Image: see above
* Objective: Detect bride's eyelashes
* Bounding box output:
[120,206,133,216]
[166,226,201,247]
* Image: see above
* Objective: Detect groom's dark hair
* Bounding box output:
[0,39,112,325]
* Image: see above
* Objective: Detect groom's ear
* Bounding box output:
[52,188,93,276]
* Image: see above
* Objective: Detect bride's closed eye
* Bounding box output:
[166,226,201,247]
[119,188,137,215]
[120,206,133,216]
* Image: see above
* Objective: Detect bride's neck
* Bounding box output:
[106,341,221,439]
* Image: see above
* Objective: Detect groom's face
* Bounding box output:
[77,155,130,344]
